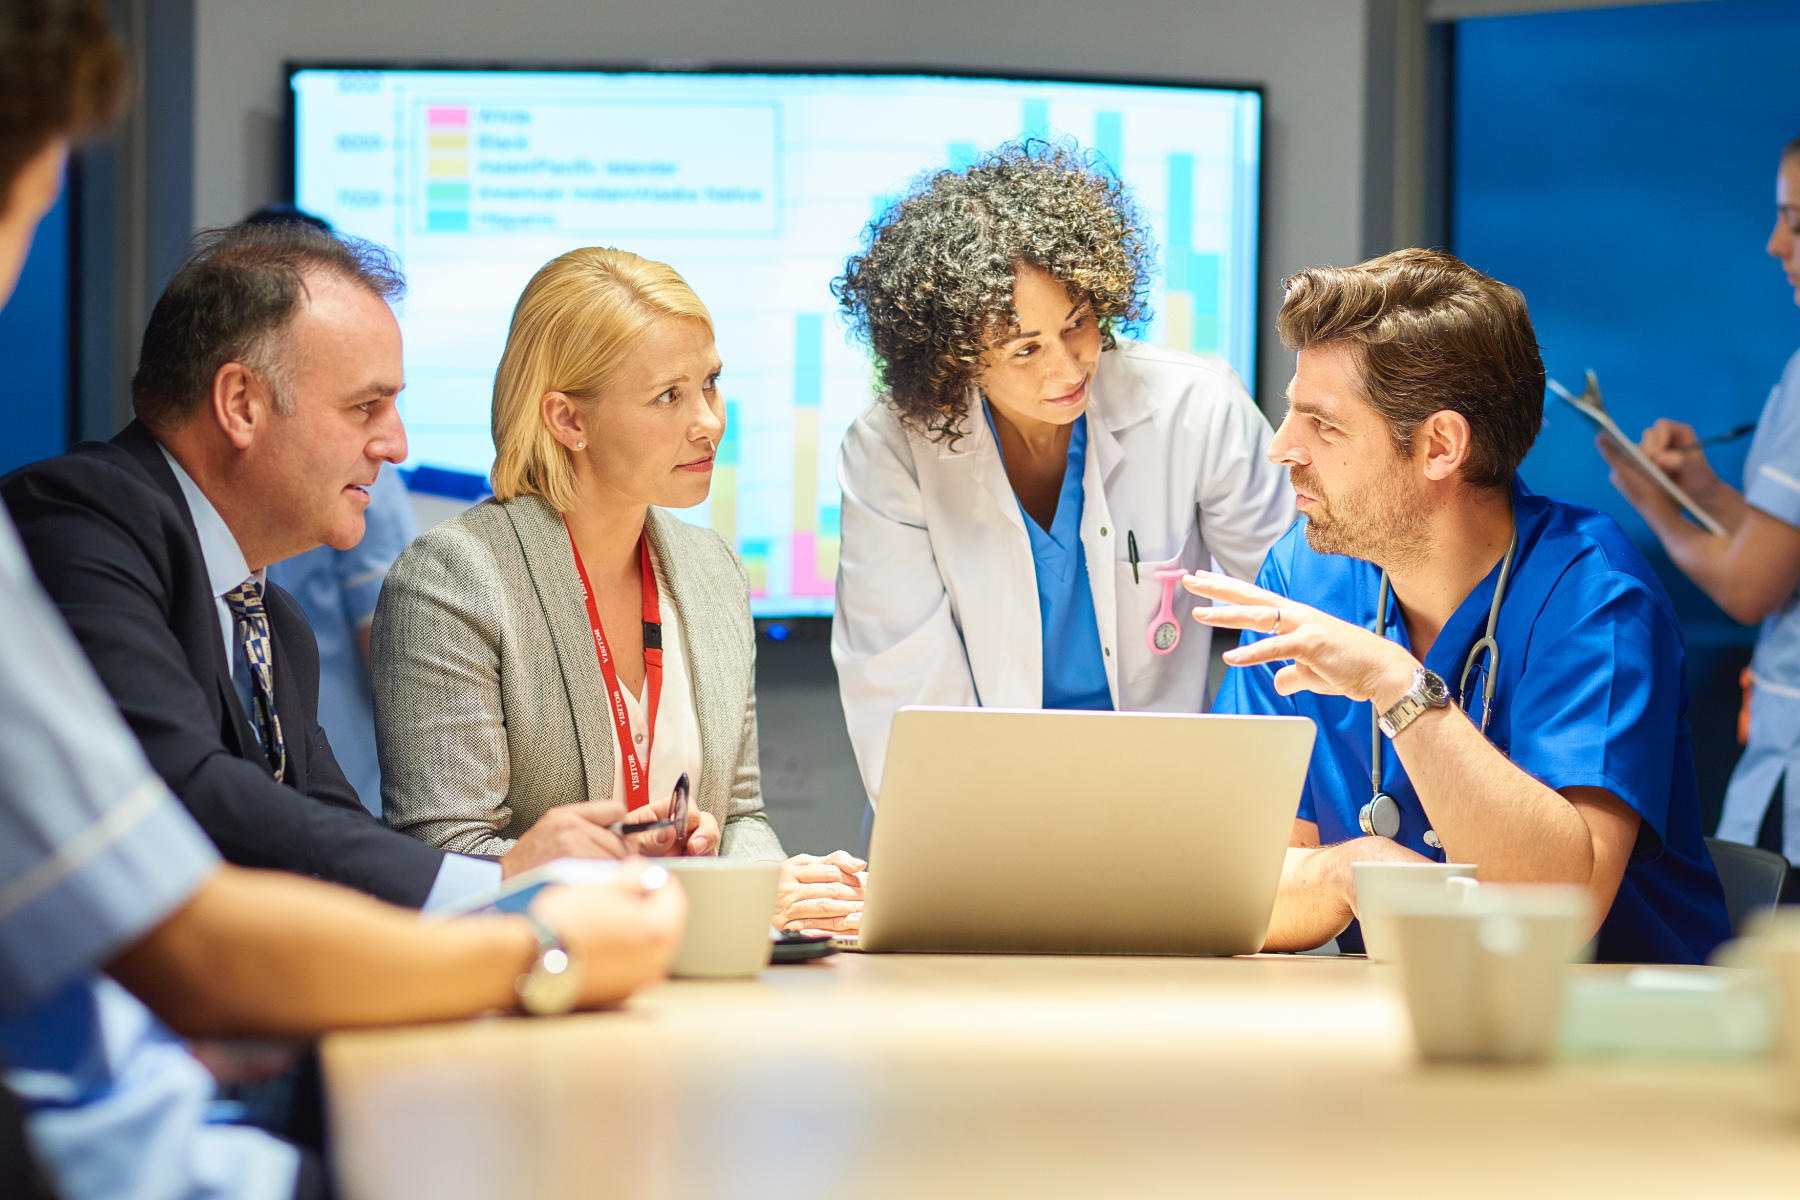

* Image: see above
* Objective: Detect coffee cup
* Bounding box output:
[1391,883,1589,1063]
[1352,860,1479,963]
[663,858,780,978]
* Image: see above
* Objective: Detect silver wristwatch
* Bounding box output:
[1377,667,1449,739]
[515,911,582,1017]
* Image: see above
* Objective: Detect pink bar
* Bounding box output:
[427,106,469,126]
[788,533,834,597]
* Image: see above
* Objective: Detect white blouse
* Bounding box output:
[610,543,703,813]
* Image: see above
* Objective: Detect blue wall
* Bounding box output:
[1456,0,1800,641]
[1454,0,1800,819]
[0,186,69,474]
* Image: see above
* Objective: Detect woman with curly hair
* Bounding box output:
[831,142,1296,806]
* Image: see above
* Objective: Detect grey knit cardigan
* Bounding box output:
[370,493,785,861]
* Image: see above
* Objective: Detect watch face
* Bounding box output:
[519,958,583,1016]
[1152,621,1179,651]
[1420,669,1450,706]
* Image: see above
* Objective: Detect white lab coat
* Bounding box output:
[831,339,1298,802]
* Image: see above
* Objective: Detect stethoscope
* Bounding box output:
[1358,526,1519,847]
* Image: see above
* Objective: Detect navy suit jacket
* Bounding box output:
[1,421,443,906]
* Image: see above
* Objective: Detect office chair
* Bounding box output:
[1705,836,1790,936]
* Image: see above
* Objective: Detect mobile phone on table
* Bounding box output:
[770,929,838,963]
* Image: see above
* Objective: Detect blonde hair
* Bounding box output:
[490,246,713,511]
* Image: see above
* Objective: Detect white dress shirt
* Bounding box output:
[158,445,500,910]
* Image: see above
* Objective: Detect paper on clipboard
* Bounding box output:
[1549,370,1728,536]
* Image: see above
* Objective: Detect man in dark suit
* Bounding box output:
[3,221,639,907]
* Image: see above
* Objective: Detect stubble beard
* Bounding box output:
[1293,462,1433,573]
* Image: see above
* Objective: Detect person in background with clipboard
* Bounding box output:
[1602,133,1800,886]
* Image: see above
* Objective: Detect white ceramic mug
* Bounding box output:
[663,858,780,979]
[1351,861,1479,963]
[1391,883,1590,1063]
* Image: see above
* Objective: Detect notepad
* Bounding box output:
[1550,370,1728,536]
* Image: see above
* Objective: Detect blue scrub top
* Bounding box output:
[985,406,1112,711]
[1215,477,1731,965]
[1718,347,1800,857]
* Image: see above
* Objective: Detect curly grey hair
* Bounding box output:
[833,140,1155,443]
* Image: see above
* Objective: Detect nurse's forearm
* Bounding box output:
[1676,475,1750,531]
[1391,704,1595,884]
[1647,503,1800,626]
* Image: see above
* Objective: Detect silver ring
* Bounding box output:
[1267,606,1282,635]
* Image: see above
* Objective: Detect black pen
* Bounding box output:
[1127,530,1140,584]
[1693,422,1758,449]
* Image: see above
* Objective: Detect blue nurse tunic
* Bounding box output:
[984,406,1113,711]
[1215,476,1731,964]
[1717,348,1800,859]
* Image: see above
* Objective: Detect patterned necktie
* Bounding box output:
[223,578,287,781]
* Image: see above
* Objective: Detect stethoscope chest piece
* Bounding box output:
[1358,792,1401,839]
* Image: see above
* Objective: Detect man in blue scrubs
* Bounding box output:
[1191,249,1730,964]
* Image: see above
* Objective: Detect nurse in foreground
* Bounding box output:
[831,141,1295,806]
[1194,249,1731,964]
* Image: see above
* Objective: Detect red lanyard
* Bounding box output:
[565,520,664,811]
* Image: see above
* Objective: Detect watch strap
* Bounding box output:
[515,911,582,1016]
[1377,667,1448,739]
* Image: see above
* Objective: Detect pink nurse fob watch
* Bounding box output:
[1147,568,1187,656]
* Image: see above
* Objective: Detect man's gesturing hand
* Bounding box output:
[1181,571,1419,711]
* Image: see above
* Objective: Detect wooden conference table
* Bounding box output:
[324,953,1800,1199]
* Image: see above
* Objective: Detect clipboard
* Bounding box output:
[1549,370,1728,537]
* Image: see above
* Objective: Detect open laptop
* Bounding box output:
[846,707,1316,956]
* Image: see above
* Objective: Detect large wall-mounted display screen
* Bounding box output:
[291,66,1262,614]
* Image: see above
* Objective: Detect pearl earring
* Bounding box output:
[575,441,585,450]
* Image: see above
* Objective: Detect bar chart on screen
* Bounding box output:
[293,68,1260,614]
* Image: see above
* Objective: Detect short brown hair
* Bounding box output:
[131,222,405,433]
[490,246,712,512]
[1276,249,1544,491]
[0,0,126,213]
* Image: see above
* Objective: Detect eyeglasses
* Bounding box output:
[608,772,690,856]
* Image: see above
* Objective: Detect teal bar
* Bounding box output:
[1166,153,1194,291]
[1167,244,1191,293]
[1192,314,1219,354]
[794,315,823,409]
[1191,253,1221,315]
[719,401,739,465]
[426,210,468,232]
[1022,99,1049,139]
[1167,153,1194,251]
[1094,112,1122,171]
[426,182,469,202]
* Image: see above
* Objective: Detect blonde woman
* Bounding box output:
[373,247,865,932]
